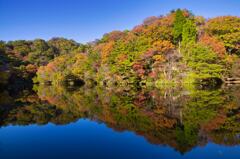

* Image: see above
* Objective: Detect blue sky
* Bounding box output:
[0,0,240,43]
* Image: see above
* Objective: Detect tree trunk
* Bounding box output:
[178,41,181,54]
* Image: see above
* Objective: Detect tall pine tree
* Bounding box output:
[173,9,187,44]
[182,19,197,44]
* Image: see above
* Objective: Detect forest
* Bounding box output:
[0,9,240,90]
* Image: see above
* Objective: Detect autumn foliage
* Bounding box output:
[199,33,226,58]
[0,10,240,88]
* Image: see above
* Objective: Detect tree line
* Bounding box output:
[1,9,240,89]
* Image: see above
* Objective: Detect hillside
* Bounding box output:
[1,9,240,89]
[36,9,240,88]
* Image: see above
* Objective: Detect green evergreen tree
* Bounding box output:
[182,19,197,44]
[183,44,224,83]
[173,9,187,44]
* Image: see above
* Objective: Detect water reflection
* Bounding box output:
[0,84,240,154]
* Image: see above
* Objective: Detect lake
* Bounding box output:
[0,84,240,159]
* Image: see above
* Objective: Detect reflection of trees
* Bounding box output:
[0,85,240,154]
[0,88,86,126]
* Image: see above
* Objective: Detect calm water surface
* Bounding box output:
[0,85,240,159]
